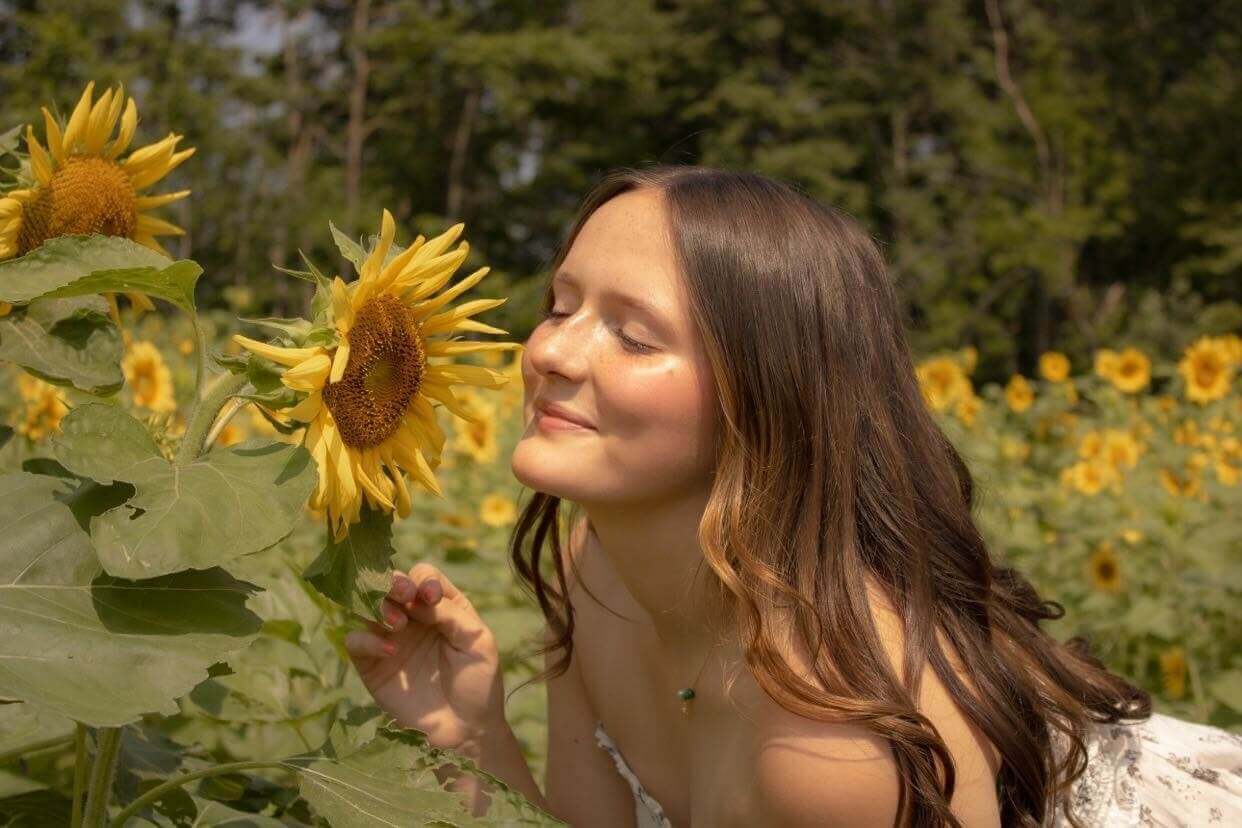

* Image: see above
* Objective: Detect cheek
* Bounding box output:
[603,361,716,454]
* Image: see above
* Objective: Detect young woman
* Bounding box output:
[345,166,1242,826]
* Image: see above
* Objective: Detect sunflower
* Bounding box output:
[479,492,517,528]
[915,356,970,412]
[1004,374,1034,413]
[233,209,522,539]
[1088,542,1122,593]
[1178,336,1233,405]
[1038,351,1070,383]
[122,340,176,412]
[452,389,500,463]
[13,373,68,441]
[1108,347,1151,394]
[0,81,194,315]
[1158,647,1187,700]
[953,391,981,427]
[1102,428,1142,471]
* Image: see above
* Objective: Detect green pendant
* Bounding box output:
[677,688,696,701]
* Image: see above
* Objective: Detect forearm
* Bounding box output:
[446,721,558,819]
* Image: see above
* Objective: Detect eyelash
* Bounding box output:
[539,308,655,354]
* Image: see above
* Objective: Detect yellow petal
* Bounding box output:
[329,340,351,384]
[84,87,115,154]
[285,392,323,423]
[398,246,471,302]
[330,277,354,332]
[26,127,53,186]
[420,297,507,337]
[136,214,186,237]
[135,189,191,211]
[361,209,396,282]
[41,108,63,162]
[410,265,490,317]
[127,292,156,314]
[233,334,326,367]
[61,81,96,152]
[409,222,465,266]
[428,362,509,390]
[108,98,138,159]
[426,340,523,356]
[282,353,332,392]
[450,318,510,335]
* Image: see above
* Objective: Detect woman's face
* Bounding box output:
[511,188,719,506]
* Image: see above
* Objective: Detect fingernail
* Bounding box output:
[393,576,414,601]
[420,579,443,604]
[385,607,401,626]
[382,640,397,655]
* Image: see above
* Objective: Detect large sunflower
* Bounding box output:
[235,209,522,539]
[0,81,195,313]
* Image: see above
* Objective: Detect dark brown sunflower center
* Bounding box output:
[322,294,426,448]
[18,156,138,254]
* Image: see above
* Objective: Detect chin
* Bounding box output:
[510,438,592,500]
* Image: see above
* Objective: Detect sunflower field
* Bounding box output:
[0,68,1238,827]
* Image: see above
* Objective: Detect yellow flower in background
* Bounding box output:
[1077,430,1103,460]
[233,209,522,539]
[1109,347,1151,393]
[1061,459,1116,496]
[0,82,195,314]
[961,345,978,375]
[1102,429,1142,471]
[1159,467,1202,498]
[916,356,971,412]
[122,340,176,411]
[451,388,500,463]
[1004,374,1034,413]
[1178,336,1233,405]
[1093,348,1119,381]
[1216,461,1239,487]
[1000,437,1030,463]
[215,420,244,447]
[1156,395,1177,415]
[1221,333,1242,364]
[13,373,68,440]
[479,492,517,527]
[1038,351,1070,383]
[1159,647,1187,700]
[1088,542,1122,593]
[1120,528,1144,545]
[177,337,195,356]
[954,391,981,427]
[1173,420,1200,446]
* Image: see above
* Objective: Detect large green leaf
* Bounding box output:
[52,404,317,579]
[295,726,566,826]
[0,235,200,312]
[303,507,395,623]
[0,472,262,727]
[0,704,74,759]
[0,296,123,394]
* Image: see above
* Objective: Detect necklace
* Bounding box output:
[675,641,719,716]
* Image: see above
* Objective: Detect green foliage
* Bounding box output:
[0,296,122,394]
[304,506,398,625]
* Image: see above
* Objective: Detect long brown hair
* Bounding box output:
[505,165,1149,826]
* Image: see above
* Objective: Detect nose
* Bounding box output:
[524,313,590,384]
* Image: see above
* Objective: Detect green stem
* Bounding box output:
[108,760,288,826]
[190,313,210,404]
[203,395,249,450]
[174,372,249,465]
[82,727,122,827]
[71,724,88,828]
[0,734,75,765]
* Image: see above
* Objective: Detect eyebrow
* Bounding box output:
[552,270,672,333]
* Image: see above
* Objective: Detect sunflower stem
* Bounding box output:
[190,313,210,404]
[82,727,122,827]
[174,372,248,464]
[107,760,289,826]
[71,723,88,828]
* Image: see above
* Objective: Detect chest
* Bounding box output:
[571,584,763,827]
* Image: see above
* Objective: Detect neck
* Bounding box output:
[579,488,735,683]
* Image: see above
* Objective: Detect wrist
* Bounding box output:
[456,715,515,763]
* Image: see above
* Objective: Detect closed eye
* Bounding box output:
[539,308,655,354]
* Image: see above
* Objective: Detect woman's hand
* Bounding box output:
[345,563,507,751]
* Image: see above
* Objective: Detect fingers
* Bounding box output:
[345,628,397,661]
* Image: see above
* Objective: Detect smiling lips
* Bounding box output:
[534,399,595,430]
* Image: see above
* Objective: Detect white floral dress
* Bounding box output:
[594,713,1242,827]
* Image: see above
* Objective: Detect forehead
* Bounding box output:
[559,189,682,314]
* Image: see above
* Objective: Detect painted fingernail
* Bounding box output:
[393,577,414,601]
[385,607,401,626]
[420,579,442,604]
[382,640,397,655]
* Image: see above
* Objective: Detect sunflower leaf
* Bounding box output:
[328,221,366,271]
[0,295,123,394]
[304,506,396,623]
[51,403,317,579]
[0,471,262,727]
[0,235,201,312]
[239,315,314,343]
